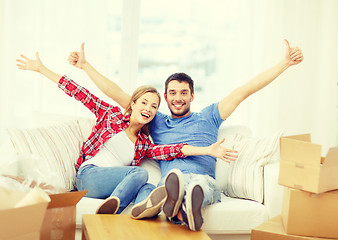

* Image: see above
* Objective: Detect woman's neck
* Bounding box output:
[125,122,142,143]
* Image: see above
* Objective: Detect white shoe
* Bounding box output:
[181,184,204,231]
[96,196,120,214]
[163,169,185,218]
[131,186,167,219]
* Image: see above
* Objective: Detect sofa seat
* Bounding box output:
[202,194,269,233]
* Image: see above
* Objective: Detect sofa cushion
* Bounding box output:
[202,194,269,233]
[7,120,84,191]
[216,130,282,203]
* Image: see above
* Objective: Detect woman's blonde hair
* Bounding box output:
[124,85,161,135]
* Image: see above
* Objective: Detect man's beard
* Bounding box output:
[169,107,190,117]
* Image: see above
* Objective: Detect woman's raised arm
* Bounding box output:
[68,43,131,109]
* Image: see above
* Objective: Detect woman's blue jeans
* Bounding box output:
[76,164,155,214]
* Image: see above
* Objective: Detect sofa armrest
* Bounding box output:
[217,124,252,140]
[263,161,284,218]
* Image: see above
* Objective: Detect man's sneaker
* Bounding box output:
[163,169,184,218]
[131,186,167,219]
[96,196,120,214]
[181,184,204,231]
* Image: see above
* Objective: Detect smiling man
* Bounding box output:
[165,74,194,118]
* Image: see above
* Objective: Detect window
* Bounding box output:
[138,0,248,113]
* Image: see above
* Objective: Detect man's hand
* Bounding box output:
[208,138,238,163]
[284,39,304,66]
[68,42,87,69]
[16,52,43,72]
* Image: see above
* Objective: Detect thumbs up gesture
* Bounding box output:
[284,39,304,66]
[68,42,87,69]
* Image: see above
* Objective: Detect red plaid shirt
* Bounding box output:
[58,76,186,170]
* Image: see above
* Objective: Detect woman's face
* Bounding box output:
[130,92,159,125]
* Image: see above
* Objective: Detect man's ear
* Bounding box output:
[164,93,168,102]
[190,92,195,102]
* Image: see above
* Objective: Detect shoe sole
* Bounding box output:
[96,197,120,214]
[163,169,184,218]
[185,184,204,231]
[131,186,167,219]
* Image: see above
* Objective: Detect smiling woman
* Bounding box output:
[125,86,161,136]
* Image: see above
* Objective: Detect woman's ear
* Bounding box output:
[131,101,135,110]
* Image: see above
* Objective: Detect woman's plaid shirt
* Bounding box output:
[58,76,186,170]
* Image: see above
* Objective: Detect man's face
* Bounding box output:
[164,80,194,118]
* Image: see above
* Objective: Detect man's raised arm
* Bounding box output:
[68,43,131,109]
[218,39,304,120]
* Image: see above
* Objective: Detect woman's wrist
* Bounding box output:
[81,62,91,71]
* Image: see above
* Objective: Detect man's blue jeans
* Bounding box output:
[158,171,221,208]
[76,164,155,214]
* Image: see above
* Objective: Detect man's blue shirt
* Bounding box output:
[150,103,224,179]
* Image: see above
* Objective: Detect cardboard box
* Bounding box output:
[41,191,87,240]
[279,134,338,193]
[0,187,50,240]
[251,216,335,240]
[0,174,87,240]
[282,187,338,239]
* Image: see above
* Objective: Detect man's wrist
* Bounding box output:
[280,59,291,69]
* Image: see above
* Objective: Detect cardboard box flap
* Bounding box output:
[0,202,48,239]
[0,187,50,240]
[0,187,26,209]
[284,134,311,142]
[323,147,338,166]
[281,136,322,165]
[47,190,87,209]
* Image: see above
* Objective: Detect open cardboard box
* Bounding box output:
[282,187,338,239]
[0,187,50,240]
[279,134,338,193]
[251,215,335,240]
[41,190,87,240]
[0,175,87,240]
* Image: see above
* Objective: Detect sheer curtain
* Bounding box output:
[1,0,337,153]
[0,0,123,129]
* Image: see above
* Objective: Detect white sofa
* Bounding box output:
[0,113,284,240]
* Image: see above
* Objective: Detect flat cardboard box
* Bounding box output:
[282,187,338,239]
[279,134,338,193]
[41,191,87,240]
[0,187,50,240]
[251,216,335,240]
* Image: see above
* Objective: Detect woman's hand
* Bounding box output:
[68,42,87,69]
[16,52,61,84]
[208,138,238,163]
[16,52,43,72]
[284,39,304,67]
